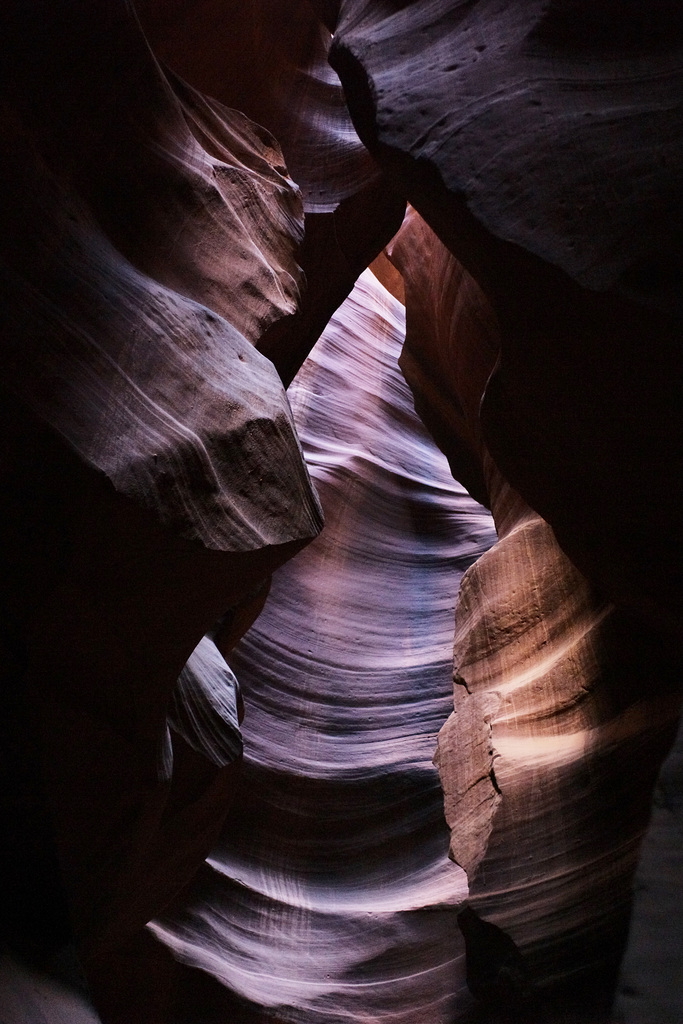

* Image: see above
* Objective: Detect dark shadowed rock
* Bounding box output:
[0,0,322,992]
[458,906,532,1008]
[331,0,683,640]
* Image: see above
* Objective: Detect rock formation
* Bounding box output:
[1,1,682,1022]
[329,6,683,1016]
[135,0,406,385]
[149,269,496,1024]
[0,0,322,986]
[331,0,683,638]
[0,953,102,1024]
[390,208,682,1010]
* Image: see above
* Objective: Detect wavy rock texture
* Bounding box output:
[3,3,682,1022]
[168,636,243,772]
[331,0,683,640]
[136,0,379,211]
[1,0,320,548]
[438,512,681,982]
[391,212,682,999]
[331,20,683,1014]
[0,0,322,982]
[136,0,406,386]
[150,270,497,1023]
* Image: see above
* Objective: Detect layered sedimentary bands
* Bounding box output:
[2,2,682,1023]
[150,263,680,1023]
[150,270,496,1023]
[135,0,406,386]
[1,0,326,988]
[390,208,683,1016]
[331,0,683,637]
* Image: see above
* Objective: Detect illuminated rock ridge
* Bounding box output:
[1,2,681,1023]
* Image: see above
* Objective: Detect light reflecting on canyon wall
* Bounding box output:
[150,270,497,1023]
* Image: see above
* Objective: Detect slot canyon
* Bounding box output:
[1,2,681,1023]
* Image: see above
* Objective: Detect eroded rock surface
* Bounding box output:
[2,3,682,1022]
[332,0,683,639]
[136,0,406,386]
[391,211,682,997]
[0,0,322,983]
[332,0,683,298]
[439,508,681,983]
[149,271,496,1023]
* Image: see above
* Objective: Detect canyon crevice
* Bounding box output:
[1,3,681,1023]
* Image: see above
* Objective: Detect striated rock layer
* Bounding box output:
[3,2,681,1020]
[150,270,497,1023]
[0,0,322,981]
[390,211,682,997]
[1,0,319,547]
[331,0,683,639]
[438,508,682,982]
[135,0,406,386]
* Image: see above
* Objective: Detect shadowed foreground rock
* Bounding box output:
[457,907,532,1010]
[332,0,683,637]
[390,209,682,1003]
[0,0,322,988]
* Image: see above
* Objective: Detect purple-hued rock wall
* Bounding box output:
[150,270,495,1023]
[2,2,682,1021]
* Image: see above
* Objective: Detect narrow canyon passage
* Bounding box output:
[2,3,681,1022]
[150,271,496,1022]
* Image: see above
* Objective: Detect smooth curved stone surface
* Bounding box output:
[2,1,305,342]
[0,0,323,976]
[169,636,243,770]
[390,210,683,993]
[437,510,682,982]
[332,0,683,299]
[387,207,498,509]
[136,0,406,387]
[331,0,683,642]
[150,270,497,1023]
[1,0,321,551]
[135,0,380,212]
[0,953,102,1024]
